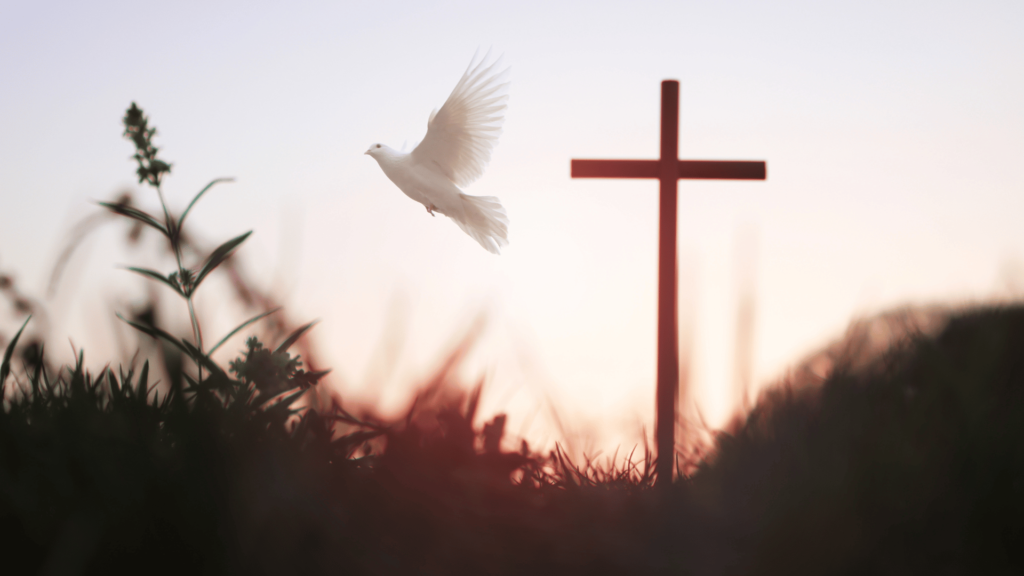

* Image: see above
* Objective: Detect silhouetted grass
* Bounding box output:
[7,303,1024,575]
[3,104,1024,575]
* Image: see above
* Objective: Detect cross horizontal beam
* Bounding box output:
[571,159,766,180]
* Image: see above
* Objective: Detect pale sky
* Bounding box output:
[2,0,1023,453]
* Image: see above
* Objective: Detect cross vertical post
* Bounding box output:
[571,80,766,488]
[656,81,680,489]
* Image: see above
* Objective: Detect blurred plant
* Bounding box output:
[123,102,172,189]
[0,270,34,319]
[0,260,51,379]
[230,330,328,399]
[104,102,246,379]
[0,309,355,574]
[46,106,328,410]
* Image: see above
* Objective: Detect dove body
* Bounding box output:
[366,144,462,218]
[365,53,511,254]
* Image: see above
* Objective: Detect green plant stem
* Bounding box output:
[156,184,204,382]
[154,185,174,241]
[185,297,203,353]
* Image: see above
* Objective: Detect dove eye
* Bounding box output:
[376,144,381,148]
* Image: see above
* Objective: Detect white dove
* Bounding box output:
[365,53,510,254]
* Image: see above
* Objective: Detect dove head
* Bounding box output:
[364,143,395,159]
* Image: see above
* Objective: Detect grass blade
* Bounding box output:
[98,202,168,237]
[274,320,319,355]
[193,231,252,289]
[179,177,234,231]
[126,267,184,297]
[137,360,150,399]
[0,315,31,388]
[107,367,120,397]
[208,307,281,355]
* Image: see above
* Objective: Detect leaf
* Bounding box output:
[98,202,168,236]
[274,320,319,355]
[179,338,204,364]
[183,373,228,409]
[208,307,281,355]
[193,231,252,289]
[305,368,332,382]
[116,312,190,357]
[292,368,331,389]
[178,178,235,231]
[179,338,224,376]
[126,267,184,297]
[0,315,31,387]
[257,385,307,413]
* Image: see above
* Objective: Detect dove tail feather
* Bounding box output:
[452,193,509,255]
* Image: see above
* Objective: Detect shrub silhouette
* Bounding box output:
[681,305,1024,575]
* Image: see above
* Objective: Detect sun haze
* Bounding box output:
[1,0,1023,453]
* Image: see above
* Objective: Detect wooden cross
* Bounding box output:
[571,80,766,487]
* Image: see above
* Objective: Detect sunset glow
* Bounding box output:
[2,0,1023,456]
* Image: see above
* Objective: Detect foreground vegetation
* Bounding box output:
[2,105,1022,574]
[5,302,1024,574]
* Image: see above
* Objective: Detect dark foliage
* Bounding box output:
[678,305,1024,575]
[2,305,1024,574]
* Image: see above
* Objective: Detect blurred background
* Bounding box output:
[1,0,1022,454]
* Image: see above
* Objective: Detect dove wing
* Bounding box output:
[411,53,509,188]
